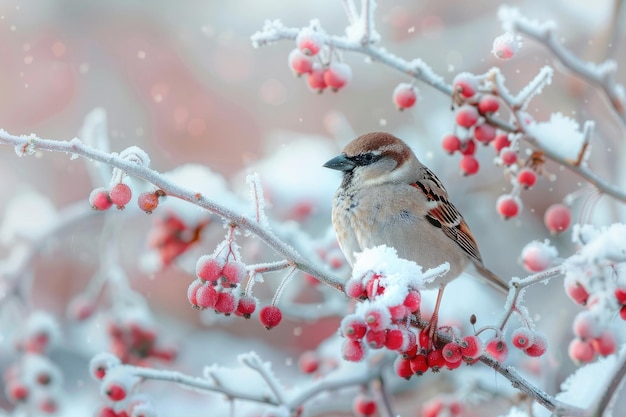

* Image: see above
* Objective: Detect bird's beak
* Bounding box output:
[323,153,355,171]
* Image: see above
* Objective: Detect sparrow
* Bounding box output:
[323,132,508,339]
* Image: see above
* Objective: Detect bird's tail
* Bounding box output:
[472,261,509,295]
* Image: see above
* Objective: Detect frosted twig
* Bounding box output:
[376,374,396,417]
[341,0,358,25]
[574,120,594,166]
[0,131,345,293]
[361,0,374,45]
[512,66,553,109]
[240,352,286,405]
[247,260,293,274]
[504,7,626,124]
[588,348,626,417]
[246,173,269,228]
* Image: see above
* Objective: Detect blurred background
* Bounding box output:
[0,0,625,415]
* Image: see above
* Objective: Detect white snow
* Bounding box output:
[525,113,585,162]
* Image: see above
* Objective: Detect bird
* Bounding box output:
[323,132,508,343]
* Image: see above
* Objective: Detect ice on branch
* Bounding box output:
[572,223,626,264]
[497,6,556,34]
[250,19,296,48]
[14,136,35,157]
[525,113,585,162]
[246,173,270,228]
[203,354,276,401]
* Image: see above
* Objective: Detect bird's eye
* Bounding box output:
[356,152,378,165]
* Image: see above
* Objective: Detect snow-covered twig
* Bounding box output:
[0,130,345,293]
[240,353,286,405]
[588,349,626,417]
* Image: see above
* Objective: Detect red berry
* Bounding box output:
[591,331,616,356]
[511,327,534,349]
[496,194,521,219]
[96,406,118,417]
[442,342,462,364]
[460,155,479,176]
[109,183,132,209]
[236,295,257,318]
[460,139,476,155]
[298,350,319,374]
[572,311,600,339]
[388,304,409,322]
[393,356,413,379]
[296,30,322,56]
[517,168,537,189]
[492,32,519,60]
[364,308,391,332]
[138,191,159,213]
[259,305,282,329]
[521,241,555,273]
[455,105,479,128]
[620,306,626,321]
[365,330,387,349]
[500,147,517,165]
[365,275,385,299]
[105,383,127,401]
[615,288,626,305]
[422,399,445,417]
[187,279,203,307]
[460,335,482,360]
[307,64,327,92]
[342,339,365,362]
[492,134,511,153]
[215,292,237,315]
[288,49,314,75]
[196,284,218,309]
[323,62,352,91]
[393,83,418,110]
[445,357,463,370]
[196,256,224,283]
[568,338,594,364]
[478,95,500,114]
[452,73,478,99]
[427,349,445,372]
[441,134,461,154]
[341,315,368,340]
[384,328,405,351]
[410,353,429,375]
[544,204,571,234]
[485,338,508,362]
[353,394,377,417]
[474,123,496,144]
[565,277,589,306]
[6,382,29,402]
[524,332,547,357]
[403,290,421,312]
[222,261,247,286]
[345,278,366,299]
[89,187,112,211]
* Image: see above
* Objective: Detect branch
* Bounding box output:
[0,131,345,293]
[587,348,626,417]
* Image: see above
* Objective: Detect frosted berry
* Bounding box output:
[568,338,594,364]
[460,155,479,176]
[474,123,496,144]
[345,278,366,299]
[353,394,377,417]
[288,49,314,75]
[426,349,445,372]
[403,290,421,312]
[460,139,476,156]
[524,332,547,357]
[89,187,112,211]
[105,382,127,401]
[187,279,203,307]
[365,330,386,349]
[410,353,429,375]
[38,397,58,414]
[324,62,352,91]
[393,83,418,110]
[460,335,482,360]
[565,278,589,306]
[393,356,413,379]
[517,168,537,189]
[615,288,626,305]
[499,147,517,165]
[298,351,319,374]
[364,307,391,332]
[236,295,257,318]
[442,342,462,364]
[442,134,461,154]
[6,382,29,402]
[388,304,409,322]
[452,73,478,99]
[620,306,626,321]
[511,327,534,349]
[259,305,282,329]
[109,183,132,209]
[196,284,218,309]
[296,29,323,56]
[384,328,405,351]
[342,339,365,362]
[591,331,616,356]
[455,104,479,128]
[196,256,224,283]
[89,352,121,381]
[341,315,368,340]
[485,338,508,362]
[492,134,511,153]
[222,261,247,286]
[572,311,600,339]
[496,194,521,219]
[137,191,160,214]
[544,204,571,234]
[492,32,520,60]
[215,292,237,315]
[307,64,327,93]
[521,241,556,273]
[478,95,500,114]
[364,275,385,299]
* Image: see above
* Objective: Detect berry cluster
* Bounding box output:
[288,27,352,93]
[187,239,283,330]
[90,353,156,417]
[147,213,209,266]
[106,318,176,366]
[4,313,62,414]
[422,395,463,417]
[89,183,165,214]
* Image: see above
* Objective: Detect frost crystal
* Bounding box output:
[525,113,584,162]
[14,137,35,157]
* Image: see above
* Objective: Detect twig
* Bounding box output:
[240,352,286,405]
[587,349,626,417]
